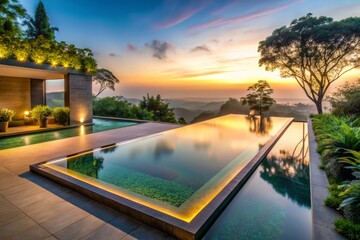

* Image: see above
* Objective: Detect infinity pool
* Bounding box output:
[204,122,311,240]
[0,118,138,150]
[36,115,291,223]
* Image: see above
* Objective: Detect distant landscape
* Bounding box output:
[47,92,317,122]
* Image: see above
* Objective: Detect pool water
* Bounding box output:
[0,118,138,150]
[203,122,311,240]
[43,115,292,222]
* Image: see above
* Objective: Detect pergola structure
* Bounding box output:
[0,59,93,125]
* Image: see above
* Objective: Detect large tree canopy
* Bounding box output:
[258,13,360,114]
[24,0,58,40]
[93,68,120,97]
[0,0,25,36]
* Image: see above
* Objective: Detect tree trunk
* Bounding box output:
[315,100,323,114]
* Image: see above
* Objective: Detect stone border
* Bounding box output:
[307,119,346,240]
[31,117,293,240]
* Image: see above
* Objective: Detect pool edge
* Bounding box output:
[30,116,294,240]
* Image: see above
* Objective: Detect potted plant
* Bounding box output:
[53,107,70,126]
[31,105,52,128]
[0,108,15,132]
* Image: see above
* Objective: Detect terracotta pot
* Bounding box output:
[39,118,48,128]
[0,121,9,132]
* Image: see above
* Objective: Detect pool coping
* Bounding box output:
[30,116,293,240]
[307,118,346,240]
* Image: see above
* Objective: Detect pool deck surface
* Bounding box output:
[0,122,179,240]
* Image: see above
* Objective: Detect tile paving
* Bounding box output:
[0,122,179,240]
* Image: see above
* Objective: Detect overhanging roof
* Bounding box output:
[0,59,87,80]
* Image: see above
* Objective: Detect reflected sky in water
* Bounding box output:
[204,122,311,240]
[45,115,291,221]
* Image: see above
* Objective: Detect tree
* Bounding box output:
[258,13,360,114]
[241,80,276,115]
[327,79,360,117]
[92,68,120,97]
[0,0,26,37]
[178,117,187,124]
[219,98,248,116]
[24,0,58,40]
[93,97,153,120]
[139,94,178,123]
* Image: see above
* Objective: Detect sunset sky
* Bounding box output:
[21,0,360,101]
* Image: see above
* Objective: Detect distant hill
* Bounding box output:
[46,92,64,108]
[174,107,203,122]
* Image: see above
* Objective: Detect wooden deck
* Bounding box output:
[0,122,179,240]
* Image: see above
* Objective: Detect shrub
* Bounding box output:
[324,184,342,208]
[53,107,70,125]
[31,105,52,120]
[0,108,15,122]
[93,97,153,120]
[327,79,360,117]
[334,219,360,240]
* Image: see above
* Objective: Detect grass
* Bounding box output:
[334,219,360,240]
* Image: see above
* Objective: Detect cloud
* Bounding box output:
[154,0,210,29]
[188,0,302,32]
[155,8,200,29]
[145,40,175,60]
[109,53,117,57]
[127,43,137,51]
[190,45,211,54]
[164,66,230,79]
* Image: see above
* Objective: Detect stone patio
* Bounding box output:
[0,122,179,240]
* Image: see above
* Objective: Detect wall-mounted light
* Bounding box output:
[24,111,29,116]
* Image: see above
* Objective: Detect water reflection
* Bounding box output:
[154,140,175,159]
[260,124,310,207]
[67,154,104,178]
[204,122,311,240]
[246,115,273,136]
[100,145,118,154]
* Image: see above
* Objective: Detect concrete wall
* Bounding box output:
[65,73,93,124]
[0,76,30,120]
[30,79,46,108]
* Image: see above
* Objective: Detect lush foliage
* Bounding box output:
[334,219,360,240]
[24,1,58,40]
[93,97,153,120]
[313,114,360,237]
[0,1,97,72]
[0,0,26,37]
[240,80,275,115]
[52,107,70,125]
[0,108,15,122]
[259,13,360,113]
[31,105,52,120]
[93,68,120,97]
[139,94,178,123]
[327,80,360,117]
